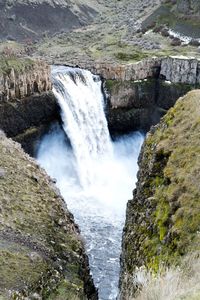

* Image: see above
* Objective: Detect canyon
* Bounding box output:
[0,55,200,299]
[0,0,200,299]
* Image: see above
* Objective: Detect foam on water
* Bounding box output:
[37,66,144,299]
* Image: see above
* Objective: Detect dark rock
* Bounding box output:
[171,37,182,46]
[189,39,200,47]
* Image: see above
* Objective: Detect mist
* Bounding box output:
[37,125,143,299]
[37,66,144,300]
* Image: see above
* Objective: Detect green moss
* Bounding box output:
[114,51,148,62]
[47,279,86,300]
[0,133,88,299]
[0,56,34,75]
[0,246,50,295]
[155,196,170,241]
[105,80,120,93]
[124,90,200,276]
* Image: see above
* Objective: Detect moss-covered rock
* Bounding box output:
[0,57,34,76]
[107,78,195,133]
[119,90,200,299]
[0,131,97,299]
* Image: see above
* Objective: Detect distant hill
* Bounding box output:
[0,0,97,42]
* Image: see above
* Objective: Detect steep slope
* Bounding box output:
[0,131,97,299]
[120,90,200,299]
[0,0,97,41]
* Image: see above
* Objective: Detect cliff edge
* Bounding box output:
[0,131,97,299]
[120,90,200,299]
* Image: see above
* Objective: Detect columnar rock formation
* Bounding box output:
[0,58,58,155]
[104,56,200,134]
[68,56,200,84]
[160,57,200,84]
[0,60,52,101]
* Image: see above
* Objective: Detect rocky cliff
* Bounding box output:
[104,56,200,133]
[0,131,97,299]
[107,78,194,133]
[0,58,59,155]
[68,56,200,83]
[119,90,200,299]
[0,58,51,101]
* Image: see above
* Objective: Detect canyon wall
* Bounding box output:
[119,90,200,299]
[0,58,52,101]
[0,130,97,300]
[1,55,199,148]
[69,56,200,83]
[103,57,200,133]
[0,58,59,155]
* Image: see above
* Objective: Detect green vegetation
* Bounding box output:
[114,51,148,62]
[124,90,200,276]
[133,253,200,300]
[47,279,86,300]
[0,132,87,299]
[0,57,34,75]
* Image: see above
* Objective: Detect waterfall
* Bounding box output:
[37,66,144,300]
[52,66,112,188]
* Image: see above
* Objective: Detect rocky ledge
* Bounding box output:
[0,58,51,101]
[119,90,200,299]
[0,131,97,300]
[105,56,200,134]
[67,56,200,84]
[0,58,59,156]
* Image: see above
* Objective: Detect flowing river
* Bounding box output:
[37,66,144,300]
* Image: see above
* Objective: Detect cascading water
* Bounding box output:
[37,66,144,300]
[52,66,112,188]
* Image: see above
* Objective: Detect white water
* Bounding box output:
[37,66,144,300]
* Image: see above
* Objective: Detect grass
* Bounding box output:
[0,130,87,299]
[0,56,34,75]
[133,253,200,300]
[121,90,200,297]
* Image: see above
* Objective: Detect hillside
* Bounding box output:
[0,130,97,299]
[120,90,200,299]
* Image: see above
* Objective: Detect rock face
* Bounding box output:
[68,56,200,83]
[160,57,200,84]
[66,58,161,81]
[101,56,200,133]
[0,131,97,299]
[0,0,97,41]
[119,90,200,299]
[0,58,59,156]
[107,79,195,134]
[0,58,52,101]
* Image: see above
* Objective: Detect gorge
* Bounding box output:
[1,0,200,298]
[36,66,144,299]
[0,55,200,299]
